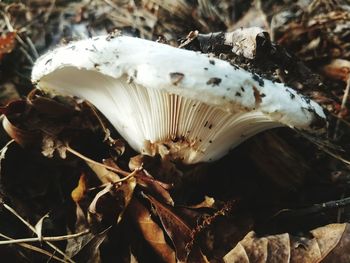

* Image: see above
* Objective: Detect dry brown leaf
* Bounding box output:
[87,161,120,184]
[223,223,350,263]
[34,213,49,242]
[188,196,215,209]
[322,59,350,82]
[0,100,26,115]
[128,198,176,263]
[28,91,76,117]
[322,224,350,262]
[144,194,208,263]
[0,32,16,61]
[88,177,136,226]
[0,100,40,147]
[71,173,88,203]
[144,193,193,261]
[72,227,110,263]
[66,204,110,263]
[135,170,174,206]
[2,115,41,147]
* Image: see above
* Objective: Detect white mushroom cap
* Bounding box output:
[32,35,326,164]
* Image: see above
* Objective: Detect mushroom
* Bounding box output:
[31,35,326,164]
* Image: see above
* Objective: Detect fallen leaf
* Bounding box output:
[72,227,110,263]
[65,204,90,258]
[108,138,125,157]
[28,90,76,117]
[322,59,350,82]
[34,213,49,242]
[322,224,350,262]
[143,194,207,262]
[0,32,16,61]
[71,173,88,203]
[66,204,108,263]
[223,223,350,263]
[0,100,42,147]
[67,227,110,263]
[188,196,215,209]
[87,161,120,184]
[0,99,25,115]
[128,198,176,263]
[136,170,174,205]
[88,177,136,226]
[2,115,41,147]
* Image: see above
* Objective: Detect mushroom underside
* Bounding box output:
[38,68,283,164]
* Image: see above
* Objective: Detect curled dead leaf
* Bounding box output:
[0,32,17,61]
[128,198,176,263]
[88,177,136,227]
[0,99,26,115]
[34,213,49,243]
[27,89,77,117]
[87,161,120,184]
[188,196,215,209]
[66,205,109,263]
[136,170,174,206]
[71,173,88,203]
[322,59,350,82]
[143,194,208,263]
[223,223,350,263]
[2,115,41,147]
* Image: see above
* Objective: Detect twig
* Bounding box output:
[273,196,350,218]
[19,46,34,65]
[329,111,350,127]
[0,229,90,245]
[25,36,39,59]
[43,0,56,23]
[1,11,35,64]
[1,12,28,50]
[2,203,75,263]
[65,145,133,178]
[333,76,350,139]
[299,132,350,165]
[87,168,141,191]
[0,233,66,263]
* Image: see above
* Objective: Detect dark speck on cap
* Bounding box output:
[170,72,185,86]
[285,89,295,99]
[45,58,52,65]
[206,77,221,86]
[252,73,264,87]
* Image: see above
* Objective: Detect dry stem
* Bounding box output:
[65,145,133,179]
[0,229,89,245]
[0,233,66,263]
[2,203,74,263]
